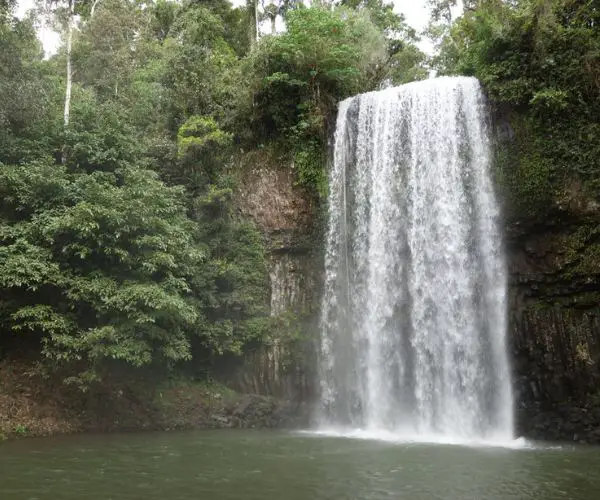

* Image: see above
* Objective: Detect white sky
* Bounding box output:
[16,0,61,55]
[16,0,434,57]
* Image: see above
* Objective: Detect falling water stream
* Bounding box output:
[318,76,513,444]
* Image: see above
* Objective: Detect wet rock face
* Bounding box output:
[492,111,600,441]
[235,150,319,320]
[235,150,314,249]
[498,170,600,439]
[506,219,600,441]
[224,150,322,401]
[269,253,313,317]
[229,134,600,441]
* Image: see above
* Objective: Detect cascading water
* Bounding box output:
[318,76,513,443]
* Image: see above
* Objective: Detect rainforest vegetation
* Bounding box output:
[1,0,598,387]
[0,0,426,385]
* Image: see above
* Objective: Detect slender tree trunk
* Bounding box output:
[62,0,75,164]
[254,0,260,42]
[90,0,100,18]
[63,0,74,128]
[270,13,276,34]
[248,0,258,48]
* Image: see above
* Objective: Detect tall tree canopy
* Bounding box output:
[0,0,427,383]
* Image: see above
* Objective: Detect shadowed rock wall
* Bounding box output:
[495,115,600,442]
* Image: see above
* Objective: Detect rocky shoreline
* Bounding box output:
[4,358,600,444]
[516,403,600,445]
[0,361,308,440]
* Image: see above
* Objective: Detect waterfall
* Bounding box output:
[318,76,513,443]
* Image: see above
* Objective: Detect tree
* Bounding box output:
[341,0,417,39]
[0,0,273,384]
[73,0,142,99]
[0,161,204,382]
[337,0,428,84]
[248,6,386,135]
[0,7,61,164]
[427,0,457,25]
[237,7,388,195]
[249,0,258,44]
[1,0,17,20]
[63,0,74,135]
[260,0,300,34]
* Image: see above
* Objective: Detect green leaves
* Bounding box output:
[293,138,328,198]
[0,159,206,377]
[0,240,60,291]
[0,14,61,165]
[274,6,386,94]
[242,6,389,195]
[0,0,277,384]
[177,115,232,160]
[240,5,426,196]
[529,88,569,112]
[11,305,75,338]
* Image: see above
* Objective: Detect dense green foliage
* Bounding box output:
[242,4,426,196]
[434,0,600,219]
[0,0,425,383]
[0,164,203,382]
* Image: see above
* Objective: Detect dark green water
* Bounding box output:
[1,430,599,499]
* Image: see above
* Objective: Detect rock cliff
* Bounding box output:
[495,115,600,442]
[220,147,322,405]
[228,128,600,443]
[507,208,600,441]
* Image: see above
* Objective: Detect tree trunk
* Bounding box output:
[62,0,75,164]
[255,0,260,42]
[248,0,258,48]
[270,14,276,35]
[90,0,100,18]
